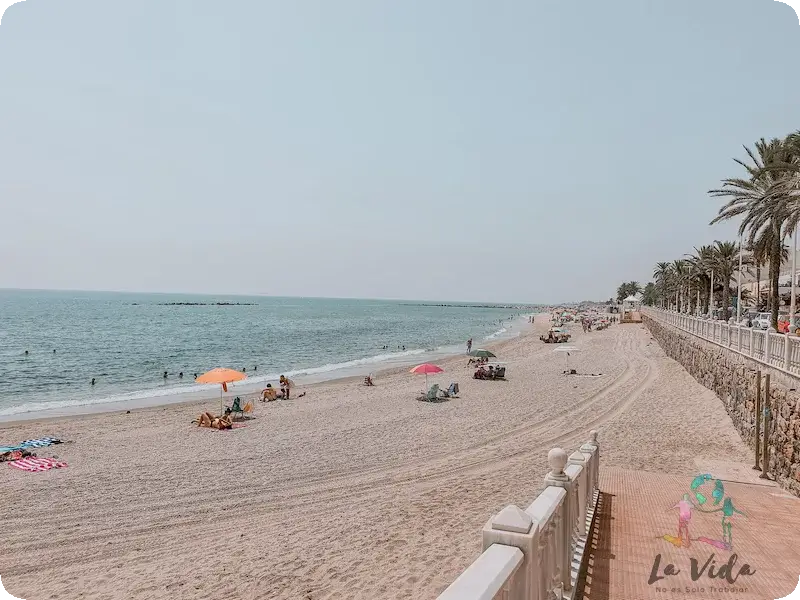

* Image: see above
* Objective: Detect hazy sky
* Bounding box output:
[1,0,798,303]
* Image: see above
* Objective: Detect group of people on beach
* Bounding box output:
[473,364,505,380]
[260,375,294,401]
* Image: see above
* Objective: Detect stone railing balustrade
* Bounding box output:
[437,432,600,600]
[643,307,800,376]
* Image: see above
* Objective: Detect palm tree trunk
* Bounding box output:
[771,223,782,329]
[756,264,761,310]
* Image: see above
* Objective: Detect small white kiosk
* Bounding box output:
[622,295,642,323]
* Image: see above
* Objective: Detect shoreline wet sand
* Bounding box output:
[0,316,537,425]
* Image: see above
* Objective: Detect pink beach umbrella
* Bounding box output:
[410,363,444,390]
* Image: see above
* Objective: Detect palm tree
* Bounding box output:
[626,281,642,297]
[642,282,658,306]
[711,137,792,328]
[616,281,642,303]
[653,262,673,309]
[744,236,789,311]
[671,260,689,312]
[709,240,740,321]
[685,246,714,314]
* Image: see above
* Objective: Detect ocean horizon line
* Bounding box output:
[0,286,558,306]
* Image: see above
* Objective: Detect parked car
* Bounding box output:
[752,312,772,330]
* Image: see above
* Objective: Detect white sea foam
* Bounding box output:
[0,313,534,420]
[0,347,448,418]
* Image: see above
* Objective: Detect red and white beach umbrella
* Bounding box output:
[410,363,444,390]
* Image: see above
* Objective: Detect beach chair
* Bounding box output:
[225,396,250,420]
[418,384,440,402]
[440,383,459,398]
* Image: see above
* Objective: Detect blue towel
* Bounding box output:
[0,437,61,453]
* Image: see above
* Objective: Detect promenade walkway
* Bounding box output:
[583,466,800,600]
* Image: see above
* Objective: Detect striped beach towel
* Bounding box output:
[8,457,67,472]
[0,437,63,453]
[20,437,62,448]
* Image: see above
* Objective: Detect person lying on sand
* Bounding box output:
[194,412,233,430]
[0,449,34,462]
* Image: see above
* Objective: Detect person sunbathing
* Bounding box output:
[196,412,233,429]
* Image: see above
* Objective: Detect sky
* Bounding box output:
[0,0,798,304]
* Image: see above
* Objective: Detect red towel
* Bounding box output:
[8,457,67,472]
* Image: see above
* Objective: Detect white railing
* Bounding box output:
[643,307,800,377]
[437,432,600,600]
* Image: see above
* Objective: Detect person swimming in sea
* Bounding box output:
[163,371,168,379]
[91,378,96,385]
[179,372,183,379]
[24,350,29,356]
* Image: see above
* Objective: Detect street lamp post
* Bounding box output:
[709,270,715,318]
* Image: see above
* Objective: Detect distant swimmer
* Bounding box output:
[194,373,198,379]
[254,365,257,371]
[163,371,168,379]
[179,372,183,378]
[402,345,406,351]
[53,349,56,353]
[243,367,246,373]
[24,350,29,355]
[91,378,96,385]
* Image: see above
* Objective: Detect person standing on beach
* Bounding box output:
[466,338,473,354]
[279,375,293,399]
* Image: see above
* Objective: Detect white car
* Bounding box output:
[752,313,771,330]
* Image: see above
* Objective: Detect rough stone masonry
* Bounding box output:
[643,316,800,497]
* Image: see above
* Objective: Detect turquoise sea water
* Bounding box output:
[1,290,532,417]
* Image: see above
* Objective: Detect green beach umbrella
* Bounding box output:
[469,349,496,358]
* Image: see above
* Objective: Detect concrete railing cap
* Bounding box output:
[491,505,533,534]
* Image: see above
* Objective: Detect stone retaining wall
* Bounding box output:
[644,316,800,496]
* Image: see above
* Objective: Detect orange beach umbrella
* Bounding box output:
[196,368,247,413]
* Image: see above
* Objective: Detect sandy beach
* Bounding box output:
[0,319,753,600]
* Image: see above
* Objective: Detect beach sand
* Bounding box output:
[0,320,753,599]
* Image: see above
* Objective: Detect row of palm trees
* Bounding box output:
[630,131,800,328]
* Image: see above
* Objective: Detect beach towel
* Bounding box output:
[8,457,67,472]
[20,437,62,448]
[0,437,63,453]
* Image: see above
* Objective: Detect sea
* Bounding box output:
[0,289,537,420]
